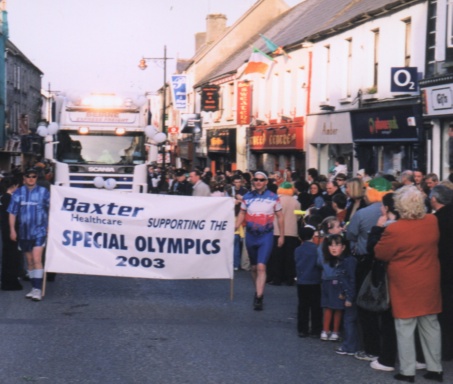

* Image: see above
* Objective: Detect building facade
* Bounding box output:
[419,0,453,180]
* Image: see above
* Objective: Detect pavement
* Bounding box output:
[0,270,450,384]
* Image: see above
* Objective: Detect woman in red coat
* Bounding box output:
[375,185,443,383]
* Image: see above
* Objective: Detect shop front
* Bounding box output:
[248,117,304,173]
[420,79,453,180]
[207,128,237,172]
[177,139,193,170]
[305,112,353,177]
[350,105,424,176]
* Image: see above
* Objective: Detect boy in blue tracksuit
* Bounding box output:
[294,226,322,338]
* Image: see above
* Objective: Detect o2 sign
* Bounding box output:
[391,67,418,92]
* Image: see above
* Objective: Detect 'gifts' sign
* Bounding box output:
[237,81,251,125]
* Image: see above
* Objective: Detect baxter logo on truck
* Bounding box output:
[88,167,115,172]
[62,198,144,217]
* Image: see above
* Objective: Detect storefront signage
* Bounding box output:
[249,123,303,151]
[237,81,251,125]
[181,113,201,134]
[201,85,220,112]
[307,113,352,144]
[171,75,187,110]
[207,129,236,154]
[350,106,420,142]
[421,85,453,116]
[321,123,338,136]
[391,67,418,92]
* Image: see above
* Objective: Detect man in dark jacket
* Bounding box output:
[431,184,453,361]
[170,169,192,196]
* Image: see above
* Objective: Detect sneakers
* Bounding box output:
[370,359,395,371]
[335,346,354,356]
[25,288,35,299]
[328,332,340,341]
[320,331,329,341]
[31,289,42,301]
[354,351,378,361]
[253,294,263,311]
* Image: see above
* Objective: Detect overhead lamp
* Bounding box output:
[78,127,90,134]
[115,127,126,135]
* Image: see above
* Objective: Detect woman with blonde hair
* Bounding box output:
[344,177,367,223]
[375,186,443,383]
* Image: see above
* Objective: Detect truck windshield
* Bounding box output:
[56,131,146,165]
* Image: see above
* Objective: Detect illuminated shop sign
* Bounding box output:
[350,106,420,142]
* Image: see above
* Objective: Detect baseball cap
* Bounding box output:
[24,168,38,176]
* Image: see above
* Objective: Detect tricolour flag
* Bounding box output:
[260,34,291,58]
[243,47,274,76]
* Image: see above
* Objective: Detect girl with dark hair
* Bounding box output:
[318,234,358,355]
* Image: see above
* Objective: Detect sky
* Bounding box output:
[7,0,301,99]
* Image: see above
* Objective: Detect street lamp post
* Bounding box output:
[139,45,173,172]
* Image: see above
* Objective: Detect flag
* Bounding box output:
[243,47,274,76]
[260,34,291,58]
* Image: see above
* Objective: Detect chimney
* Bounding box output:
[195,32,206,53]
[195,13,227,53]
[205,14,227,45]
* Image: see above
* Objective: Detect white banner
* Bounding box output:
[46,186,234,279]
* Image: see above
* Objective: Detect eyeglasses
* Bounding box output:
[25,175,37,179]
[253,178,266,182]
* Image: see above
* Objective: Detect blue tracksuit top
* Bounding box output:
[294,241,322,284]
[7,185,50,240]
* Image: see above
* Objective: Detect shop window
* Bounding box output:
[377,145,406,176]
[327,144,353,178]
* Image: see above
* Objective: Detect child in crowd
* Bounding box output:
[303,209,323,246]
[317,217,345,341]
[329,234,359,355]
[294,226,322,338]
[318,232,345,341]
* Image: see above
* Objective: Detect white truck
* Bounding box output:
[44,93,162,193]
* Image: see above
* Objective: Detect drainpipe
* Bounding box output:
[0,2,8,149]
[306,51,312,116]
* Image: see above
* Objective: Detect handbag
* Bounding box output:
[356,260,389,312]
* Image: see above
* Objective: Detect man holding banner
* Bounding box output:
[8,168,50,302]
[235,170,284,310]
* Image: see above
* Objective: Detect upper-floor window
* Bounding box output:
[448,1,453,47]
[372,29,380,88]
[346,38,353,98]
[14,65,21,90]
[325,45,330,101]
[227,82,234,120]
[403,18,412,66]
[271,73,280,119]
[283,70,292,116]
[296,67,306,115]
